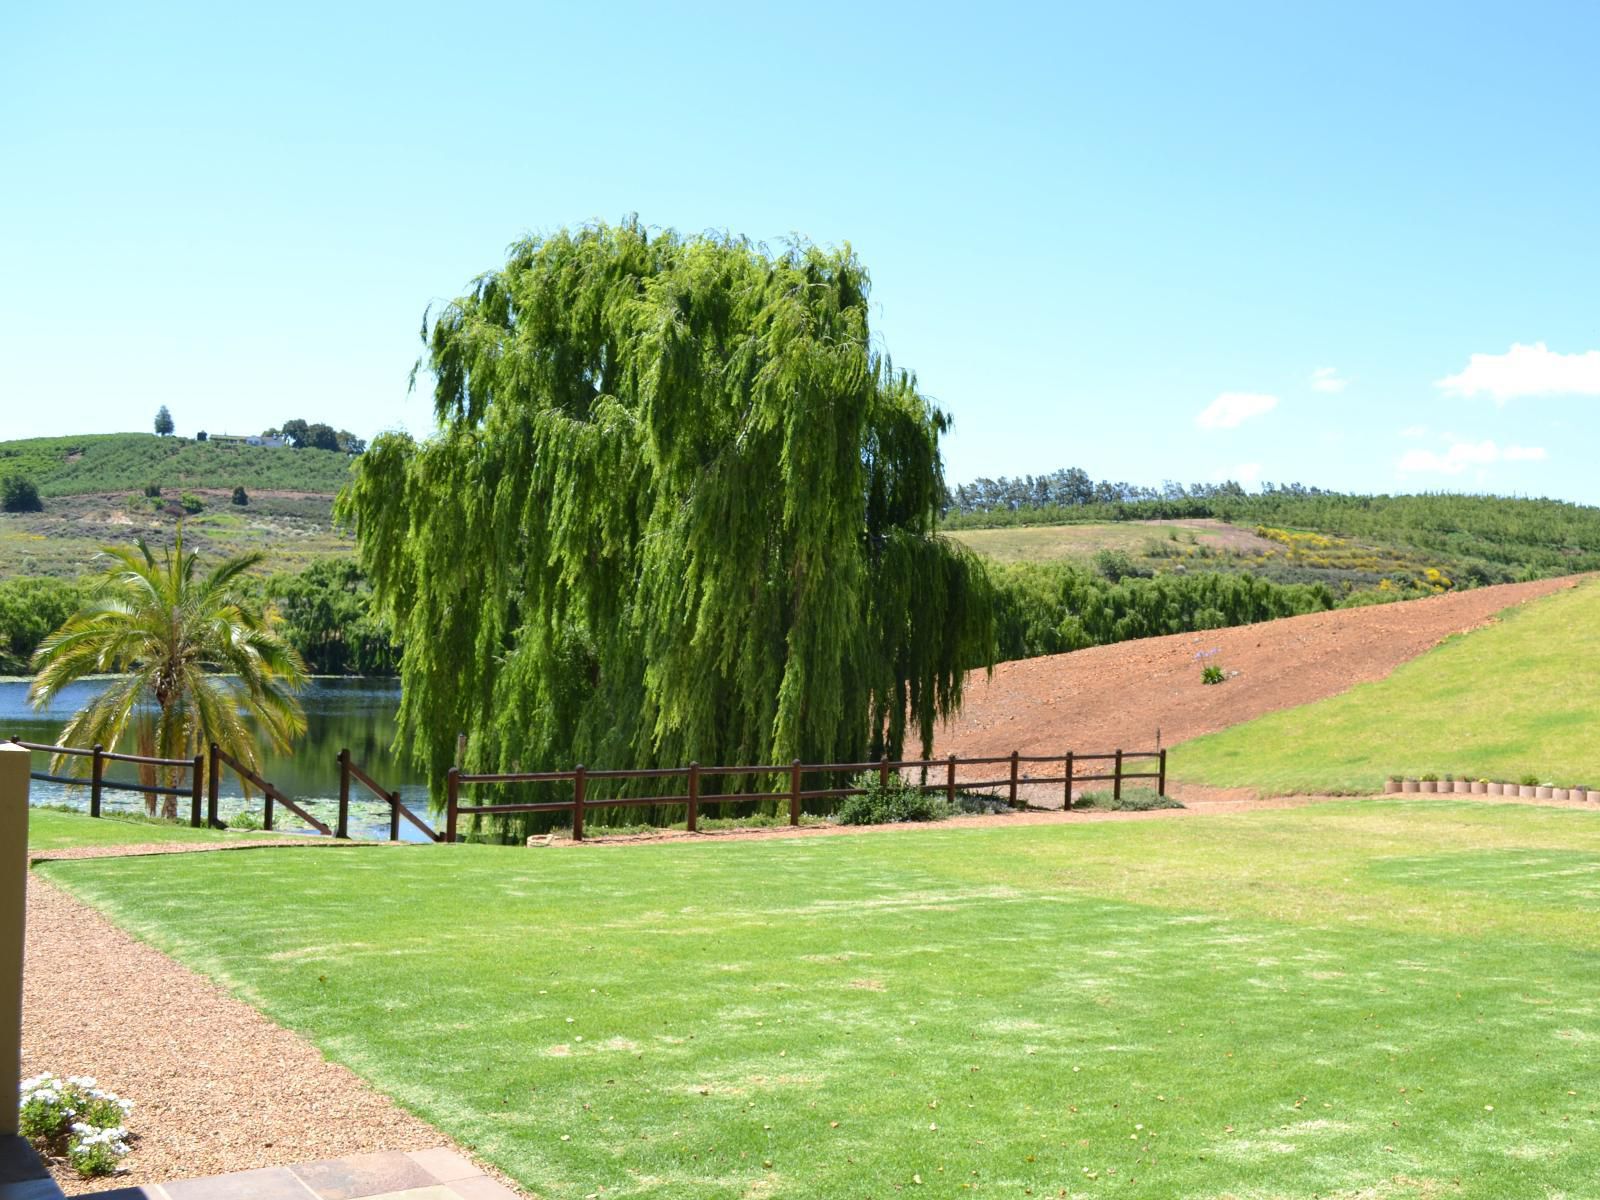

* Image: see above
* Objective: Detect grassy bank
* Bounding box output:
[44,800,1600,1198]
[1174,579,1600,793]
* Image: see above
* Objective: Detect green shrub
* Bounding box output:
[1520,773,1540,787]
[228,809,264,831]
[231,485,249,506]
[179,491,204,514]
[835,772,952,825]
[1073,787,1183,812]
[1,474,42,513]
[143,482,162,498]
[1201,664,1226,685]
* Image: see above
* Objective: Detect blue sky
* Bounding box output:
[4,2,1597,500]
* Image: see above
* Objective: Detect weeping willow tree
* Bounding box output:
[338,220,994,826]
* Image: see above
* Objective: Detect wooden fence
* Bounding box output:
[446,747,1166,842]
[7,737,431,841]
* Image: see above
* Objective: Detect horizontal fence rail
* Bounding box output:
[12,734,417,841]
[10,737,204,823]
[446,747,1167,842]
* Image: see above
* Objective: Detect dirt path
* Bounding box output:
[20,871,478,1195]
[935,576,1582,790]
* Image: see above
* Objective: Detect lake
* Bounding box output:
[1,677,436,842]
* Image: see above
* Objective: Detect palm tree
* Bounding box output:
[30,531,307,818]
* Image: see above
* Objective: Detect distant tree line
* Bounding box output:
[944,467,1326,515]
[264,420,366,454]
[0,560,398,678]
[988,562,1337,661]
[942,473,1600,579]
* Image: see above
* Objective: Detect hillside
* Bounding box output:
[0,433,356,579]
[1175,577,1600,794]
[0,432,355,496]
[944,491,1600,586]
[933,574,1581,802]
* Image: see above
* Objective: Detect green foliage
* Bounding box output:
[29,531,308,815]
[1201,664,1226,685]
[1091,547,1151,582]
[834,771,952,824]
[0,433,354,497]
[1520,773,1540,787]
[1072,786,1183,811]
[231,485,249,506]
[153,405,174,436]
[276,418,363,452]
[340,221,994,826]
[945,489,1600,581]
[179,491,204,514]
[990,561,1333,660]
[266,558,398,675]
[19,1073,133,1178]
[1,474,42,512]
[0,576,81,674]
[143,481,161,498]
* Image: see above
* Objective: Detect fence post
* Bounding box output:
[946,754,956,807]
[207,743,221,827]
[572,765,586,842]
[91,743,104,819]
[336,749,351,840]
[264,783,275,832]
[189,754,204,827]
[1064,751,1074,811]
[687,761,699,833]
[1009,751,1020,808]
[445,768,460,843]
[0,743,28,1136]
[1114,748,1124,802]
[389,791,401,843]
[790,759,801,827]
[1158,748,1168,798]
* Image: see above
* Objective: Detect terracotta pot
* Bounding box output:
[1471,781,1487,794]
[1552,787,1570,801]
[1574,787,1589,802]
[1383,779,1401,794]
[1536,785,1553,799]
[1487,781,1503,795]
[1453,780,1472,794]
[1520,785,1539,798]
[1402,779,1419,793]
[1420,780,1437,793]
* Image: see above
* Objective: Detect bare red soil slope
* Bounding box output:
[935,576,1581,765]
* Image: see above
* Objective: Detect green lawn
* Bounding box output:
[27,807,269,850]
[42,801,1600,1198]
[1174,579,1600,794]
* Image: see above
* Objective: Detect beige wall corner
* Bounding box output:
[0,743,28,1136]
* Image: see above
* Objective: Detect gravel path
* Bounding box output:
[21,870,456,1195]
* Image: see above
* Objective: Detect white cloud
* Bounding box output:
[1398,424,1428,438]
[1436,342,1600,403]
[1310,366,1348,393]
[1196,392,1278,430]
[1397,439,1548,475]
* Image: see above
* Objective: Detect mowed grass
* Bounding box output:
[42,801,1600,1199]
[1176,579,1600,794]
[27,807,272,850]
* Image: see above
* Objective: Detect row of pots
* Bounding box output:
[1382,778,1596,801]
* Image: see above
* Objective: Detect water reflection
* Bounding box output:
[1,678,434,842]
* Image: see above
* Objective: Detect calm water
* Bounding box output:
[1,678,436,841]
